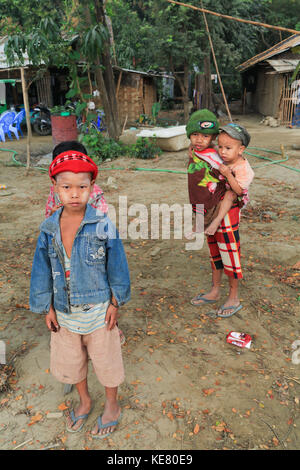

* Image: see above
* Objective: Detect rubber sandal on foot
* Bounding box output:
[191,294,217,306]
[92,412,122,439]
[217,304,243,318]
[66,406,93,433]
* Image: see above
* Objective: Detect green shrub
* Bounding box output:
[79,128,162,162]
[79,129,126,162]
[130,137,162,159]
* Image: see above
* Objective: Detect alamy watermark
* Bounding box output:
[97,196,204,250]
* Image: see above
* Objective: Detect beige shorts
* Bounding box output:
[50,325,124,387]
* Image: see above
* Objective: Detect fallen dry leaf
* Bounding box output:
[58,402,69,411]
[28,413,43,426]
[193,423,200,434]
[15,303,30,309]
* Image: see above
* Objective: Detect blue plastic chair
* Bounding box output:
[11,109,26,137]
[0,111,18,141]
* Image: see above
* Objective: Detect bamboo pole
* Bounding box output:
[20,67,32,174]
[167,0,300,35]
[200,1,232,121]
[286,76,291,126]
[283,76,288,124]
[116,70,123,98]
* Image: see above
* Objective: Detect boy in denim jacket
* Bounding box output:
[30,150,130,438]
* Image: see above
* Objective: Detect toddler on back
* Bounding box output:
[204,122,254,235]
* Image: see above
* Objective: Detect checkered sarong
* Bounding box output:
[206,204,242,279]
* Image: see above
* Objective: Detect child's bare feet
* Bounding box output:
[204,219,221,236]
[185,222,204,239]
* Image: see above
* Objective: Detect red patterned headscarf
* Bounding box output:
[49,151,98,180]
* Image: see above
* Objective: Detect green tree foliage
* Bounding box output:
[1,0,299,122]
[257,0,300,48]
[3,0,121,139]
[0,0,64,34]
[109,0,300,103]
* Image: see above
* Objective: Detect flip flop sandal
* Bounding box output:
[217,304,243,318]
[92,412,122,439]
[66,406,93,433]
[191,294,217,306]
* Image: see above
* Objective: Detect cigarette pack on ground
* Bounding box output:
[226,331,252,349]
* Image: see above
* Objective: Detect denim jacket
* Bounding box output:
[29,204,131,314]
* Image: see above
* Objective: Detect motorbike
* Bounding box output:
[31,104,52,136]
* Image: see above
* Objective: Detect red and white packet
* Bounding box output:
[226,331,252,349]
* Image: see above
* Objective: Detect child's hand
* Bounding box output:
[45,306,60,332]
[219,164,232,178]
[105,303,119,330]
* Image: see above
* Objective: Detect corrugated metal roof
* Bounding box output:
[266,59,299,73]
[113,65,174,79]
[237,34,300,72]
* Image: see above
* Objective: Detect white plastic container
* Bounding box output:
[136,125,190,151]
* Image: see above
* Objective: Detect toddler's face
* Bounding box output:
[190,132,215,152]
[53,171,94,213]
[218,132,245,164]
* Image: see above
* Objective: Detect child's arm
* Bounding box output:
[219,164,243,196]
[105,294,119,330]
[98,217,131,308]
[29,232,54,314]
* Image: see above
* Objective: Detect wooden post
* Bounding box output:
[116,70,123,98]
[20,67,32,174]
[167,0,300,35]
[242,88,247,114]
[203,55,212,110]
[201,2,232,121]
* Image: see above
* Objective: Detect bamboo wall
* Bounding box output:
[89,71,157,125]
[117,73,157,124]
[278,73,300,126]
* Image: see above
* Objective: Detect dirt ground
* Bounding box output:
[0,113,300,451]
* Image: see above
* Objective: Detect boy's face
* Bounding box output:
[190,132,215,152]
[218,132,245,164]
[52,171,95,213]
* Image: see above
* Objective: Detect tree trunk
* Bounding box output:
[174,59,190,123]
[20,67,32,174]
[203,55,213,111]
[93,0,121,140]
[183,60,190,122]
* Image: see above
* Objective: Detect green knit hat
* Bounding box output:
[186,109,219,138]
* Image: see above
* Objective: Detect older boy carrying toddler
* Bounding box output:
[190,122,254,317]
